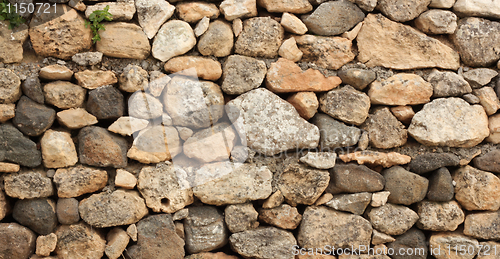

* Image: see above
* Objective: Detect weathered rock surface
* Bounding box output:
[135,0,175,38]
[277,163,329,206]
[325,192,372,215]
[56,108,98,129]
[463,68,498,88]
[75,70,118,90]
[464,211,500,240]
[184,206,229,254]
[36,233,57,257]
[473,149,500,173]
[338,68,377,91]
[473,87,500,115]
[78,126,128,168]
[302,1,364,36]
[96,22,151,60]
[235,17,284,58]
[327,163,385,194]
[3,169,52,199]
[409,153,460,174]
[258,0,312,13]
[416,200,464,231]
[13,198,58,235]
[0,190,8,221]
[221,55,267,95]
[176,2,219,23]
[383,166,429,205]
[0,223,36,259]
[85,2,136,21]
[339,151,411,168]
[230,227,297,259]
[377,0,431,22]
[361,108,407,149]
[152,20,196,62]
[56,198,80,225]
[311,113,361,149]
[415,9,458,34]
[429,232,479,259]
[319,86,370,125]
[386,228,427,259]
[127,125,182,164]
[118,65,148,93]
[104,227,129,259]
[39,65,73,81]
[21,75,43,104]
[198,20,234,57]
[225,203,259,233]
[183,123,237,163]
[219,0,258,21]
[13,96,55,137]
[0,22,28,63]
[53,165,108,198]
[43,81,86,109]
[427,69,471,98]
[368,74,433,105]
[72,52,103,66]
[281,12,308,34]
[259,204,302,229]
[287,91,318,120]
[294,35,355,70]
[427,167,455,201]
[108,117,149,136]
[368,203,419,235]
[453,0,500,19]
[299,152,336,169]
[55,222,106,259]
[453,166,500,211]
[165,56,222,81]
[0,124,42,167]
[41,130,78,168]
[128,92,163,120]
[278,37,303,62]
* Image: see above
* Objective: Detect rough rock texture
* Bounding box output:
[225,203,259,233]
[108,117,149,136]
[40,130,78,169]
[473,149,500,173]
[219,0,258,21]
[453,166,500,211]
[299,152,337,169]
[311,113,361,149]
[78,126,128,168]
[416,200,464,231]
[361,108,407,149]
[325,192,371,215]
[54,222,106,259]
[464,68,498,89]
[230,227,297,259]
[165,56,222,81]
[383,166,429,205]
[338,68,377,91]
[152,20,196,62]
[135,0,175,39]
[221,55,267,95]
[415,9,458,34]
[387,228,427,259]
[43,81,86,109]
[409,153,460,174]
[464,211,500,240]
[104,227,129,259]
[377,0,431,22]
[0,223,36,259]
[0,124,42,167]
[427,69,472,98]
[118,64,148,93]
[13,96,55,137]
[128,92,163,120]
[327,163,385,194]
[301,1,364,36]
[96,22,151,60]
[53,165,108,198]
[0,22,28,63]
[259,204,302,229]
[184,206,229,254]
[176,2,219,23]
[294,35,355,70]
[20,75,43,104]
[36,233,57,257]
[4,170,54,199]
[368,203,419,235]
[368,73,433,105]
[86,85,125,120]
[453,0,500,20]
[56,108,98,129]
[427,167,455,201]
[319,86,370,125]
[277,163,329,206]
[85,2,136,21]
[198,20,234,57]
[127,125,182,164]
[0,69,21,104]
[429,232,479,259]
[339,151,411,168]
[473,87,500,115]
[258,0,312,13]
[183,123,237,163]
[56,198,80,225]
[235,17,284,58]
[287,92,319,120]
[13,198,58,235]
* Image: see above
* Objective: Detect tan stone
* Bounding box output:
[185,252,240,259]
[136,0,175,39]
[183,123,237,163]
[54,222,106,259]
[127,126,182,164]
[259,204,303,229]
[108,117,149,136]
[36,233,57,257]
[4,169,54,199]
[339,151,412,168]
[342,21,364,41]
[127,224,138,242]
[105,227,129,259]
[39,65,73,81]
[176,2,219,23]
[56,108,98,129]
[43,81,86,109]
[486,113,500,144]
[295,35,356,70]
[357,14,460,70]
[257,0,312,13]
[368,203,419,235]
[232,19,243,36]
[262,190,285,209]
[368,73,433,105]
[220,0,258,21]
[0,190,8,221]
[86,2,136,21]
[372,229,395,245]
[0,21,28,63]
[164,56,222,81]
[0,68,21,104]
[278,37,303,62]
[473,87,500,115]
[146,72,170,97]
[41,130,78,169]
[453,165,500,211]
[194,16,210,37]
[53,165,108,198]
[74,70,118,90]
[281,12,308,35]
[477,241,500,259]
[287,92,318,120]
[314,193,333,206]
[464,211,500,240]
[96,22,151,60]
[417,200,465,231]
[429,232,479,259]
[0,162,20,173]
[115,169,137,189]
[0,103,15,123]
[297,255,336,259]
[152,20,196,62]
[390,106,415,124]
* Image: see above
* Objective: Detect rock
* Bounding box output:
[477,241,500,259]
[427,167,455,201]
[118,65,148,93]
[368,73,433,105]
[415,9,457,34]
[193,162,273,205]
[176,126,194,141]
[39,65,73,81]
[219,0,258,21]
[473,87,500,115]
[137,162,194,213]
[377,0,431,22]
[198,20,233,57]
[127,125,182,163]
[463,93,481,104]
[386,228,427,259]
[277,163,329,206]
[337,68,377,91]
[266,58,341,93]
[221,55,267,95]
[13,198,57,235]
[115,169,137,189]
[105,227,129,259]
[372,229,395,245]
[36,233,57,257]
[0,21,28,63]
[258,0,312,13]
[56,198,80,225]
[184,206,229,254]
[4,169,54,199]
[230,227,297,259]
[194,17,210,36]
[72,52,103,66]
[357,14,459,70]
[173,209,189,221]
[278,37,303,62]
[183,123,237,163]
[287,92,318,120]
[409,153,460,174]
[371,191,390,207]
[163,76,224,129]
[450,17,500,67]
[128,92,163,120]
[281,12,308,34]
[453,0,500,19]
[430,234,478,259]
[146,71,170,97]
[262,190,285,209]
[96,22,151,60]
[341,21,364,40]
[430,0,456,8]
[326,163,385,194]
[79,189,148,228]
[259,204,302,230]
[227,88,319,155]
[78,126,128,168]
[299,152,336,169]
[368,203,419,235]
[0,104,14,123]
[185,252,239,259]
[86,85,125,120]
[126,224,138,242]
[312,113,362,149]
[389,106,414,124]
[473,150,500,173]
[487,114,500,143]
[417,200,464,231]
[85,2,136,21]
[339,151,411,168]
[29,4,92,59]
[464,68,498,88]
[0,223,36,259]
[325,192,371,215]
[108,117,149,136]
[0,161,19,173]
[464,211,500,240]
[319,86,370,125]
[75,70,117,90]
[53,165,108,198]
[136,0,175,39]
[40,130,78,168]
[13,96,55,136]
[383,166,429,205]
[453,165,500,211]
[302,1,364,36]
[43,81,86,109]
[56,108,98,129]
[176,2,219,23]
[235,17,284,58]
[427,69,471,98]
[55,222,106,259]
[294,35,355,70]
[361,108,407,149]
[298,206,371,249]
[408,98,489,147]
[152,20,196,62]
[21,75,44,104]
[225,203,259,233]
[165,56,222,81]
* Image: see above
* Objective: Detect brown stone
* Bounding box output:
[259,204,302,230]
[287,92,318,120]
[74,70,118,90]
[56,198,80,225]
[486,114,500,143]
[416,200,464,231]
[176,2,219,23]
[453,166,500,211]
[198,20,234,57]
[220,0,257,21]
[55,222,106,259]
[78,126,128,168]
[53,165,108,198]
[96,22,151,60]
[390,106,415,124]
[339,151,411,168]
[294,35,355,70]
[36,233,57,257]
[361,107,408,149]
[4,169,54,199]
[43,81,86,109]
[0,21,28,63]
[368,203,419,235]
[278,37,303,62]
[0,103,15,123]
[277,163,330,206]
[473,87,500,115]
[127,125,182,164]
[0,223,36,259]
[105,227,129,259]
[225,203,259,233]
[39,65,73,81]
[368,73,433,105]
[0,161,20,173]
[235,17,284,58]
[164,56,222,81]
[281,12,308,35]
[257,0,312,13]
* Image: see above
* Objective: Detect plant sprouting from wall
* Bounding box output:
[85,5,113,44]
[0,0,26,29]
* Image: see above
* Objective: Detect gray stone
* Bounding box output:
[325,192,371,215]
[86,85,125,120]
[152,20,196,62]
[225,203,259,233]
[53,165,108,198]
[463,68,498,88]
[235,17,284,58]
[348,0,377,11]
[319,86,370,125]
[198,20,234,57]
[71,52,103,66]
[54,222,106,259]
[386,228,427,259]
[473,149,500,173]
[361,108,407,149]
[135,0,175,39]
[311,113,361,149]
[453,0,500,20]
[377,0,431,22]
[299,152,337,169]
[0,68,21,104]
[0,223,36,259]
[409,153,460,174]
[4,169,54,199]
[21,75,44,104]
[13,96,55,136]
[277,163,330,206]
[43,81,86,109]
[56,198,80,225]
[326,163,385,194]
[13,198,57,235]
[337,68,377,91]
[416,200,464,231]
[128,92,163,120]
[230,227,297,259]
[463,93,481,104]
[78,126,128,168]
[383,166,429,205]
[221,55,267,95]
[464,211,500,240]
[427,69,472,98]
[184,206,229,254]
[427,167,455,201]
[415,9,458,34]
[0,124,42,167]
[368,203,419,235]
[301,1,365,36]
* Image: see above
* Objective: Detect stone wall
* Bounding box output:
[1,0,500,258]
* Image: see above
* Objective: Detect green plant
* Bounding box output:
[85,5,113,44]
[0,0,26,29]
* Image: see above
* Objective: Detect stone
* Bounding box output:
[341,21,364,40]
[184,206,229,254]
[299,152,336,169]
[348,0,377,11]
[427,167,455,201]
[53,165,108,198]
[430,0,456,8]
[86,85,125,120]
[368,73,433,105]
[298,206,372,249]
[235,17,284,58]
[40,130,78,168]
[127,224,138,242]
[13,198,58,235]
[29,5,92,59]
[4,169,54,199]
[176,222,185,239]
[104,228,129,259]
[39,65,73,80]
[72,52,103,66]
[135,0,175,39]
[339,151,411,168]
[185,252,239,259]
[85,2,136,21]
[183,123,237,163]
[408,98,489,147]
[13,96,55,136]
[137,162,194,213]
[315,193,333,206]
[312,113,362,149]
[417,200,464,231]
[56,108,98,129]
[258,0,312,13]
[221,55,267,95]
[371,191,390,207]
[473,150,500,173]
[409,153,460,174]
[278,37,303,62]
[464,211,500,240]
[173,209,189,221]
[319,86,370,125]
[43,81,86,109]
[281,12,308,35]
[463,93,481,104]
[118,65,148,93]
[108,117,149,136]
[227,88,319,155]
[377,0,431,22]
[464,68,498,88]
[277,163,329,206]
[427,69,471,98]
[262,190,285,209]
[219,0,258,21]
[302,1,364,36]
[0,21,28,63]
[128,92,163,120]
[487,114,500,143]
[230,227,297,259]
[36,233,57,257]
[450,17,500,67]
[21,75,44,104]
[294,35,356,70]
[0,103,15,123]
[78,126,128,168]
[361,108,407,149]
[54,222,106,259]
[152,20,196,62]
[74,70,117,90]
[127,125,182,164]
[337,68,376,91]
[386,228,427,259]
[147,71,170,97]
[453,165,500,211]
[429,232,479,259]
[357,14,459,70]
[127,214,185,259]
[0,223,36,259]
[165,56,222,81]
[115,169,137,189]
[389,106,414,124]
[163,76,224,129]
[56,198,80,225]
[79,189,148,228]
[368,203,419,235]
[193,162,273,205]
[0,161,19,173]
[176,2,219,23]
[198,20,233,57]
[177,126,194,141]
[326,163,385,194]
[372,230,395,245]
[287,92,318,120]
[259,204,302,230]
[415,10,458,34]
[453,0,500,19]
[194,17,210,37]
[266,58,341,93]
[383,166,429,205]
[225,203,259,233]
[325,192,371,215]
[473,87,500,115]
[96,22,151,60]
[477,241,500,259]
